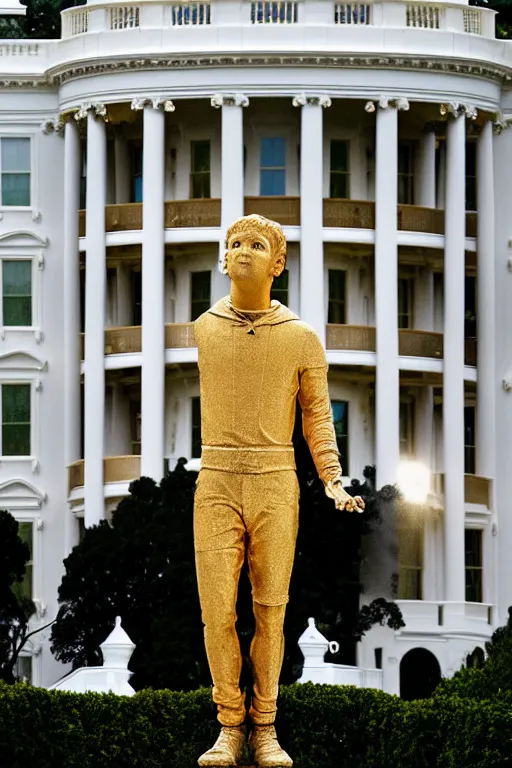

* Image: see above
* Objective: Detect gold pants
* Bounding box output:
[194,468,300,726]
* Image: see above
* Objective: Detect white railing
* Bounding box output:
[62,9,89,37]
[170,2,211,25]
[334,3,371,24]
[406,4,440,28]
[463,8,482,34]
[250,1,298,24]
[109,5,140,29]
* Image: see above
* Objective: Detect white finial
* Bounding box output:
[100,616,135,670]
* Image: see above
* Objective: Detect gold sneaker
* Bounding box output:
[248,725,293,768]
[198,726,247,767]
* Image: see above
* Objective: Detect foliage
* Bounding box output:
[0,0,61,39]
[1,682,512,767]
[434,605,512,701]
[0,510,49,684]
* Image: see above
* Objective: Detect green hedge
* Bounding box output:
[1,681,512,768]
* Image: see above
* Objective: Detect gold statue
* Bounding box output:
[193,214,364,768]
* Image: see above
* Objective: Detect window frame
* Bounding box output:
[1,257,33,329]
[329,138,351,199]
[398,276,414,330]
[0,136,32,209]
[465,527,483,603]
[397,510,424,600]
[327,269,347,325]
[399,397,415,459]
[189,139,211,199]
[259,136,287,196]
[464,404,476,475]
[397,140,415,205]
[1,381,32,458]
[190,270,211,321]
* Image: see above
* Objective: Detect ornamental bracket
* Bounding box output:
[365,96,410,112]
[131,96,175,112]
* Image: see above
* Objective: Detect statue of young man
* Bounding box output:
[193,214,364,768]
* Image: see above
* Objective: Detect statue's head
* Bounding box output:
[222,214,287,287]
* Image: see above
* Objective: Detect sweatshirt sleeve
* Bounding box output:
[297,327,344,485]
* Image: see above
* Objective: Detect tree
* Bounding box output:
[52,405,403,691]
[0,510,52,684]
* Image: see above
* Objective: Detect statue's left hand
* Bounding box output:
[325,480,365,513]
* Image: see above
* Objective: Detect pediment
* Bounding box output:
[0,478,46,509]
[0,230,48,248]
[0,350,47,371]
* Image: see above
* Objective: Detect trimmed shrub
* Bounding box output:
[1,681,512,768]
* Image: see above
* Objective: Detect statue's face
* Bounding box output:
[225,228,284,287]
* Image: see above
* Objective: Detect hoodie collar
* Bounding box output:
[207,295,299,327]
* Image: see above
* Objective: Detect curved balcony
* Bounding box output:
[68,455,141,494]
[398,330,443,359]
[79,323,196,360]
[78,199,477,239]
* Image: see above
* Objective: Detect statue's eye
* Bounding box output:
[253,242,263,250]
[232,241,241,248]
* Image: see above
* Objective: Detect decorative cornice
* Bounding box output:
[439,102,478,119]
[74,102,107,121]
[41,54,512,90]
[211,93,249,108]
[40,117,64,135]
[131,96,175,112]
[365,96,409,112]
[292,93,331,108]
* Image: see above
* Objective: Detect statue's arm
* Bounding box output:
[297,328,364,513]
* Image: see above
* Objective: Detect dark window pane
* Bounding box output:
[331,399,349,474]
[191,396,201,459]
[260,169,285,196]
[464,405,476,474]
[260,137,286,167]
[330,140,348,172]
[270,269,288,306]
[2,173,30,206]
[327,270,346,324]
[190,141,211,199]
[2,384,30,456]
[330,174,349,199]
[191,271,211,320]
[2,138,30,171]
[3,261,31,326]
[465,528,483,602]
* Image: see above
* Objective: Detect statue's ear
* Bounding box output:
[222,250,229,274]
[273,254,286,277]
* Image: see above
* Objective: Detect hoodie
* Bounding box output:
[193,296,343,485]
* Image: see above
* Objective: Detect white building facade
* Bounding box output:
[1,0,512,694]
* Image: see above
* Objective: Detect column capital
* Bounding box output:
[211,93,249,108]
[492,111,512,135]
[131,96,175,112]
[292,93,331,108]
[439,102,477,120]
[74,102,108,122]
[40,117,65,136]
[365,96,409,113]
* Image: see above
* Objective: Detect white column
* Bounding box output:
[293,94,331,346]
[211,94,248,304]
[83,107,107,528]
[476,119,496,481]
[136,98,167,479]
[63,119,81,469]
[114,134,131,204]
[443,109,466,604]
[372,97,407,488]
[417,126,436,208]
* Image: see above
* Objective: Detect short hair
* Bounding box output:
[225,214,287,268]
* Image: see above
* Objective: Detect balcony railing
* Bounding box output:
[77,201,478,237]
[323,199,375,229]
[165,322,196,347]
[68,456,142,493]
[68,459,85,493]
[434,473,491,508]
[164,199,221,228]
[244,196,300,226]
[105,326,142,355]
[326,324,376,351]
[398,329,443,359]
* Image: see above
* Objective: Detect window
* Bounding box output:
[327,270,346,324]
[190,141,211,199]
[2,383,30,456]
[331,400,349,475]
[130,400,141,455]
[14,655,32,683]
[132,269,142,326]
[399,399,414,458]
[271,268,289,306]
[1,138,30,207]
[465,529,483,602]
[260,137,286,196]
[191,396,201,459]
[78,516,86,544]
[466,141,477,212]
[132,145,142,203]
[398,277,414,329]
[80,140,86,210]
[398,513,423,599]
[2,261,31,326]
[465,275,477,339]
[464,405,476,475]
[330,140,350,198]
[190,271,211,321]
[13,521,33,600]
[398,142,414,205]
